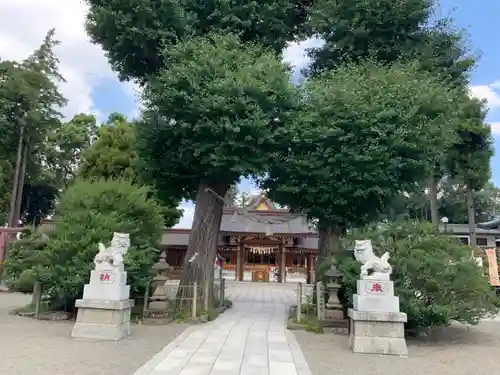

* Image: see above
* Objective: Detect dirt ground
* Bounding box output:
[294,321,500,375]
[0,292,188,375]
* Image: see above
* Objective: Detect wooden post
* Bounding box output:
[316,281,325,320]
[296,283,302,322]
[236,243,243,281]
[33,281,42,319]
[192,282,198,318]
[306,253,312,284]
[220,278,225,307]
[280,246,286,283]
[311,256,317,284]
[203,281,210,310]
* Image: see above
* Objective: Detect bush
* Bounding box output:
[4,178,164,310]
[338,221,500,328]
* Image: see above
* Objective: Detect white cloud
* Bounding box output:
[0,0,137,120]
[489,122,500,135]
[469,84,500,111]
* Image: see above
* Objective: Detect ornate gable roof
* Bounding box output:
[247,194,278,211]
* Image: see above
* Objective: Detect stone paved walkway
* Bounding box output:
[133,283,311,375]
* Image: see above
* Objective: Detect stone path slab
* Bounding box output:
[133,283,311,375]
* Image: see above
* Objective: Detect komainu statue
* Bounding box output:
[94,232,130,270]
[354,239,392,277]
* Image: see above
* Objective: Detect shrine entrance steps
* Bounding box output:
[132,282,311,375]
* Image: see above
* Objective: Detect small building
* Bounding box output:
[443,222,500,248]
[162,195,318,283]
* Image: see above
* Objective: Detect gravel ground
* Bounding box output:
[294,321,500,375]
[0,292,188,375]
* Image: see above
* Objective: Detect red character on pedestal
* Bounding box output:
[370,282,383,293]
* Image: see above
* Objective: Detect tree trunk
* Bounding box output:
[428,175,439,226]
[12,143,28,227]
[8,126,24,227]
[177,180,229,306]
[316,218,343,283]
[466,185,477,249]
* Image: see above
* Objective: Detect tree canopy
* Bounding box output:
[4,178,164,309]
[78,113,137,181]
[137,33,297,290]
[263,61,463,260]
[0,29,66,226]
[339,222,499,328]
[84,0,311,83]
[138,33,297,200]
[306,0,474,86]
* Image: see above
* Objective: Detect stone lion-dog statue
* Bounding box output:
[354,239,392,277]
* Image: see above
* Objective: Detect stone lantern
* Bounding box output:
[324,264,344,320]
[147,251,171,311]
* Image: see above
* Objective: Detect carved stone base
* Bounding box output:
[71,299,134,341]
[348,309,408,356]
[326,309,344,320]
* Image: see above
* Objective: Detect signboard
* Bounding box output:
[99,272,115,284]
[485,249,500,286]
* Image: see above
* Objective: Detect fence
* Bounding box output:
[295,282,327,322]
[27,278,227,323]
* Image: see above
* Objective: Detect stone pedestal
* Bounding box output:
[326,283,344,320]
[348,274,408,356]
[71,299,134,340]
[72,268,134,341]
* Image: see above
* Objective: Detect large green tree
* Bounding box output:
[0,30,66,227]
[306,0,474,84]
[262,61,462,275]
[138,33,297,292]
[16,113,100,226]
[78,112,181,228]
[339,222,499,328]
[4,178,164,310]
[387,179,500,224]
[84,0,311,83]
[46,113,98,188]
[445,97,493,245]
[78,113,137,181]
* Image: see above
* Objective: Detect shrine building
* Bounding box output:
[162,195,318,283]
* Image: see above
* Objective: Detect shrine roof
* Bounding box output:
[219,211,313,234]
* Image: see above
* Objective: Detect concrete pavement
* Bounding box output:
[133,283,311,375]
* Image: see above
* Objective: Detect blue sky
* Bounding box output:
[0,0,498,228]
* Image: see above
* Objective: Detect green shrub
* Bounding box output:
[338,221,500,328]
[4,178,164,311]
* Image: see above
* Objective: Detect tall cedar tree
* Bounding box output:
[138,33,297,293]
[262,61,463,275]
[0,30,66,226]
